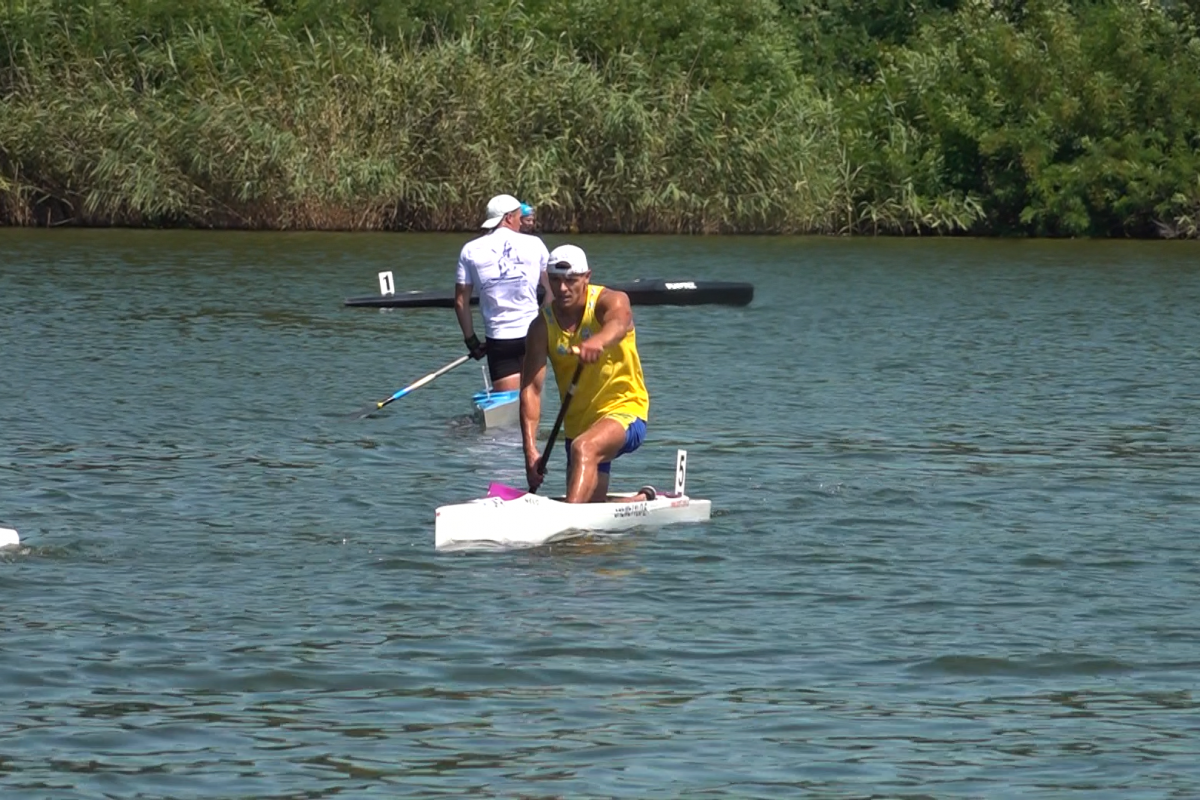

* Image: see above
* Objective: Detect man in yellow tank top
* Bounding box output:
[520,244,651,503]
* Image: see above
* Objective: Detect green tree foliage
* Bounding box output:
[779,0,964,86]
[1,0,1199,235]
[868,0,1200,235]
[521,0,800,94]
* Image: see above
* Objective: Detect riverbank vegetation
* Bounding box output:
[2,0,1200,235]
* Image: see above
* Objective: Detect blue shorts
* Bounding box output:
[564,417,647,474]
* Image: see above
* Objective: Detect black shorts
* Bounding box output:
[485,336,525,382]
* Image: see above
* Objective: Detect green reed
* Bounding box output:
[0,4,845,231]
[2,0,1199,235]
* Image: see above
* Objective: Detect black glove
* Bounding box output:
[464,333,487,360]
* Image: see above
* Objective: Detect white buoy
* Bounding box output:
[1,527,19,548]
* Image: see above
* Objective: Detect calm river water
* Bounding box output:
[2,230,1199,798]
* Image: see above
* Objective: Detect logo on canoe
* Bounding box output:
[613,503,648,519]
[665,281,697,290]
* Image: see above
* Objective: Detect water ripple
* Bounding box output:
[2,233,1200,797]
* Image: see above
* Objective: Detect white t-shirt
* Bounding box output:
[455,227,549,340]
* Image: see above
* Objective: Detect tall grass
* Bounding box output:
[0,2,861,231]
[2,0,1198,234]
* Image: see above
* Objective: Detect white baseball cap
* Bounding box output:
[480,194,522,229]
[547,244,589,275]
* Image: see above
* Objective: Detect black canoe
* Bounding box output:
[344,279,753,309]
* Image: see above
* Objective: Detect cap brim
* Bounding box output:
[480,216,502,229]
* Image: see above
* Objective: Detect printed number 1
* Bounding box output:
[378,271,395,296]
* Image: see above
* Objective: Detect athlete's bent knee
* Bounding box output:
[569,437,597,465]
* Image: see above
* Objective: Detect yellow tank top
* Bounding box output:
[544,284,650,439]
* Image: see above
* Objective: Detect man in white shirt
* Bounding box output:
[455,194,550,392]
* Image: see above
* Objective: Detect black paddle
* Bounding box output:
[532,360,585,490]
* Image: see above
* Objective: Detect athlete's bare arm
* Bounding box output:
[453,283,475,340]
[520,314,549,490]
[577,289,633,363]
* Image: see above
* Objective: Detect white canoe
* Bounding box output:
[435,450,711,550]
[1,527,19,548]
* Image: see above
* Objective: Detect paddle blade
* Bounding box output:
[487,482,527,501]
[348,399,386,420]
